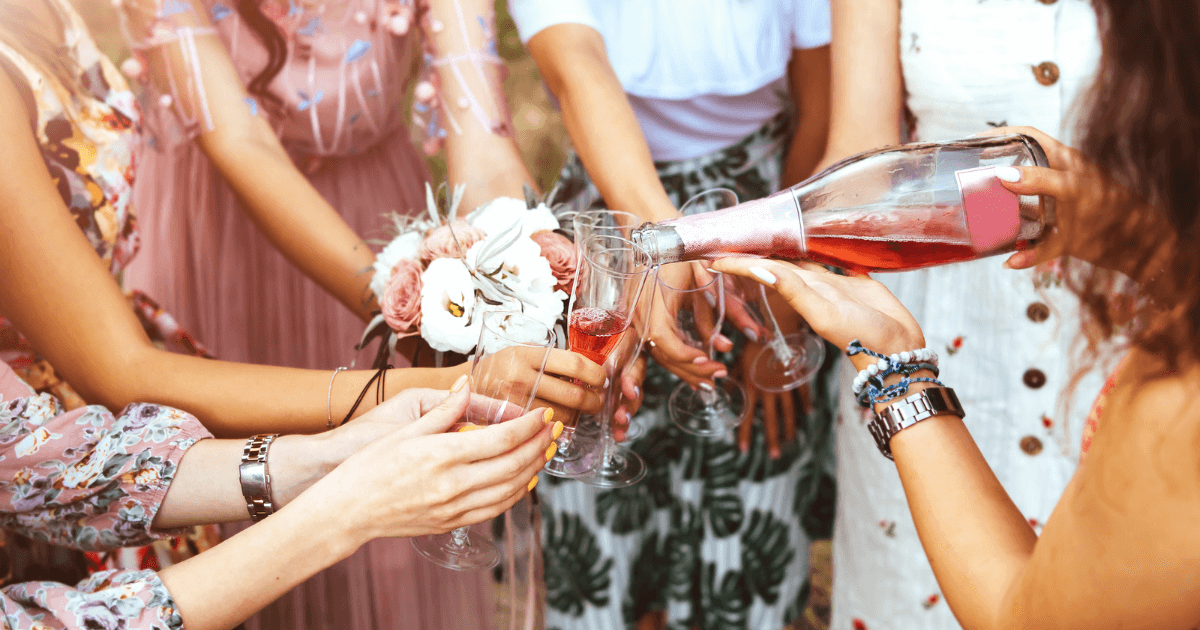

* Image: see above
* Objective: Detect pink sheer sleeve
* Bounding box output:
[0,366,213,552]
[412,0,514,155]
[117,0,220,146]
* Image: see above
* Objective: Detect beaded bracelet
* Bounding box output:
[845,339,945,407]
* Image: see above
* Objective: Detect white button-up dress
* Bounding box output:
[830,1,1105,628]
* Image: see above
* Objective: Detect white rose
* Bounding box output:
[466,237,565,335]
[467,198,559,239]
[370,231,425,297]
[419,257,481,354]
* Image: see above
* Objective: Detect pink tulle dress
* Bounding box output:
[116,1,522,629]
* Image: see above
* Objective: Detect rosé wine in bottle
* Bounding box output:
[632,134,1054,272]
[569,307,630,365]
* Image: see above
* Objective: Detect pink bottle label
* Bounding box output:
[955,166,1020,253]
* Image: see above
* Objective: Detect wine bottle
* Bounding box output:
[632,134,1053,273]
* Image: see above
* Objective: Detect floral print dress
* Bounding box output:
[0,0,216,584]
[0,359,211,629]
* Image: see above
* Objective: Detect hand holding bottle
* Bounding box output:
[980,126,1164,281]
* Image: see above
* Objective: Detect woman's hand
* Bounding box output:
[735,342,808,458]
[613,354,648,442]
[978,126,1163,279]
[313,379,560,543]
[645,263,735,389]
[710,259,924,370]
[465,347,607,421]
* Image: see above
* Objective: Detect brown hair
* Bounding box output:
[236,0,287,110]
[1067,0,1200,370]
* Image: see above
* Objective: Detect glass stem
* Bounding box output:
[758,284,795,367]
[448,526,471,551]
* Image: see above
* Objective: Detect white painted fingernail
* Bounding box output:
[994,166,1022,182]
[703,291,716,307]
[743,327,759,342]
[693,356,708,365]
[749,267,777,285]
[714,369,728,379]
[699,382,715,392]
[632,385,641,398]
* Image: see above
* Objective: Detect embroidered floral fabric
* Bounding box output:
[119,0,510,158]
[0,0,141,379]
[0,0,218,587]
[0,363,211,629]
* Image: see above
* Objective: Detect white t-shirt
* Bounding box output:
[509,0,831,161]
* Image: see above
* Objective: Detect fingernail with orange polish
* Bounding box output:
[543,408,554,424]
[551,421,564,441]
[545,442,558,461]
[457,424,481,432]
[527,476,539,491]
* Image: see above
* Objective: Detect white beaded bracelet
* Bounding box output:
[851,347,939,395]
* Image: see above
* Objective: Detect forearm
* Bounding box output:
[198,122,377,321]
[817,0,903,168]
[532,27,677,222]
[783,122,829,189]
[159,489,357,630]
[446,130,537,212]
[110,346,464,437]
[857,350,1036,629]
[782,46,832,188]
[153,433,342,527]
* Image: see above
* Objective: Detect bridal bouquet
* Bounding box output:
[362,184,577,361]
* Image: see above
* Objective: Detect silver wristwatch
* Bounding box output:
[868,387,964,460]
[240,434,280,522]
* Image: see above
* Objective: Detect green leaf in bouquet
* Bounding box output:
[739,510,795,605]
[544,512,613,617]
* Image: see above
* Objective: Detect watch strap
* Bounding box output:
[869,387,964,460]
[240,434,279,522]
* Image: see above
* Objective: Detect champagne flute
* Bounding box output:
[559,235,651,486]
[572,209,647,441]
[658,267,747,436]
[681,188,826,392]
[411,311,555,570]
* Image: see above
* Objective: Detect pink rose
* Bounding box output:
[531,230,576,293]
[419,220,486,262]
[382,259,423,335]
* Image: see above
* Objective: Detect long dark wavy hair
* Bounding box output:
[236,0,288,109]
[1066,0,1200,372]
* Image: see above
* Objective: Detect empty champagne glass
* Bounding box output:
[657,267,747,436]
[412,311,555,570]
[572,208,647,441]
[682,188,826,393]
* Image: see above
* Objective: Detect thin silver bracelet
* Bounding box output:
[327,366,348,430]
